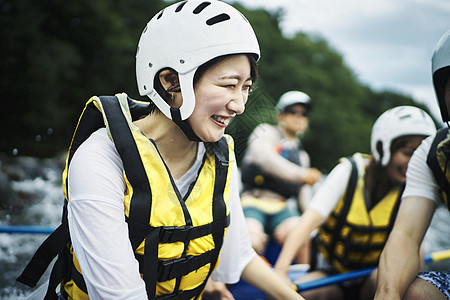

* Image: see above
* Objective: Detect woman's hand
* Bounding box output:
[203,278,235,300]
[274,265,292,286]
[301,168,322,185]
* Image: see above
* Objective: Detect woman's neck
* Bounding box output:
[364,162,398,209]
[134,113,199,179]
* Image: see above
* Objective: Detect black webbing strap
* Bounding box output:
[67,102,104,166]
[127,97,151,121]
[158,251,214,282]
[136,250,215,282]
[427,127,450,211]
[17,222,70,287]
[321,156,358,265]
[144,228,160,299]
[156,285,205,300]
[69,260,88,294]
[44,246,71,300]
[99,96,152,251]
[170,107,201,142]
[193,138,229,299]
[148,215,230,244]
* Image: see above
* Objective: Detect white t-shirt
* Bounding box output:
[402,134,440,204]
[67,128,255,300]
[306,155,368,218]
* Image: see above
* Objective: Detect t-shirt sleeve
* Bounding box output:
[402,135,440,205]
[306,160,352,218]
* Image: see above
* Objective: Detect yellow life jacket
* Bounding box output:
[427,127,450,212]
[317,154,403,273]
[18,94,233,300]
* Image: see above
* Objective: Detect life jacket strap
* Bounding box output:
[155,285,204,300]
[318,156,357,266]
[99,96,153,252]
[16,222,70,287]
[156,215,230,243]
[427,127,450,211]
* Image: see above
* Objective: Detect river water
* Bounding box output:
[0,155,449,299]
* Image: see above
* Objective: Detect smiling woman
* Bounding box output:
[16,1,304,300]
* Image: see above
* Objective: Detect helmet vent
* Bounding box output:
[175,1,187,12]
[399,114,411,120]
[206,13,230,26]
[193,2,211,14]
[157,10,164,20]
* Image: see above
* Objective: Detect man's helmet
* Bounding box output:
[276,91,311,113]
[371,106,436,167]
[432,29,450,122]
[136,0,260,123]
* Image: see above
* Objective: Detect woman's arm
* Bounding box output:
[274,160,352,280]
[274,209,323,278]
[68,129,148,300]
[241,255,305,299]
[374,196,435,300]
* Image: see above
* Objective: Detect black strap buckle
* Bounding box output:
[159,226,192,243]
[158,255,194,282]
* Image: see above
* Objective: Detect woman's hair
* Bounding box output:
[365,135,421,208]
[150,53,258,114]
[193,53,259,87]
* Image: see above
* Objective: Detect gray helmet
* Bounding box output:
[432,29,450,122]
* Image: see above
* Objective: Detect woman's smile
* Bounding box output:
[211,115,233,127]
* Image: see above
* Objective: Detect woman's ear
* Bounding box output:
[159,69,180,92]
[158,69,182,108]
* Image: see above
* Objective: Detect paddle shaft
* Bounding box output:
[0,225,55,234]
[2,225,449,293]
[296,249,450,292]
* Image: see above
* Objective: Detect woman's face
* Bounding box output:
[279,104,309,136]
[189,54,253,142]
[386,136,425,184]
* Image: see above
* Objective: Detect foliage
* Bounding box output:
[226,4,434,171]
[0,0,435,172]
[0,0,164,156]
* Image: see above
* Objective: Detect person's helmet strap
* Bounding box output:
[170,107,201,142]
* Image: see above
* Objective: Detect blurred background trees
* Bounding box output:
[0,0,434,172]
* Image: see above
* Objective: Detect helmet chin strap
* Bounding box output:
[170,107,201,142]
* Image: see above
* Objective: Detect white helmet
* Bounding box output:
[432,29,450,122]
[371,106,436,167]
[136,0,260,122]
[276,90,311,112]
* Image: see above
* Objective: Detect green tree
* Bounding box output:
[227,4,433,171]
[0,0,164,156]
[1,0,435,173]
